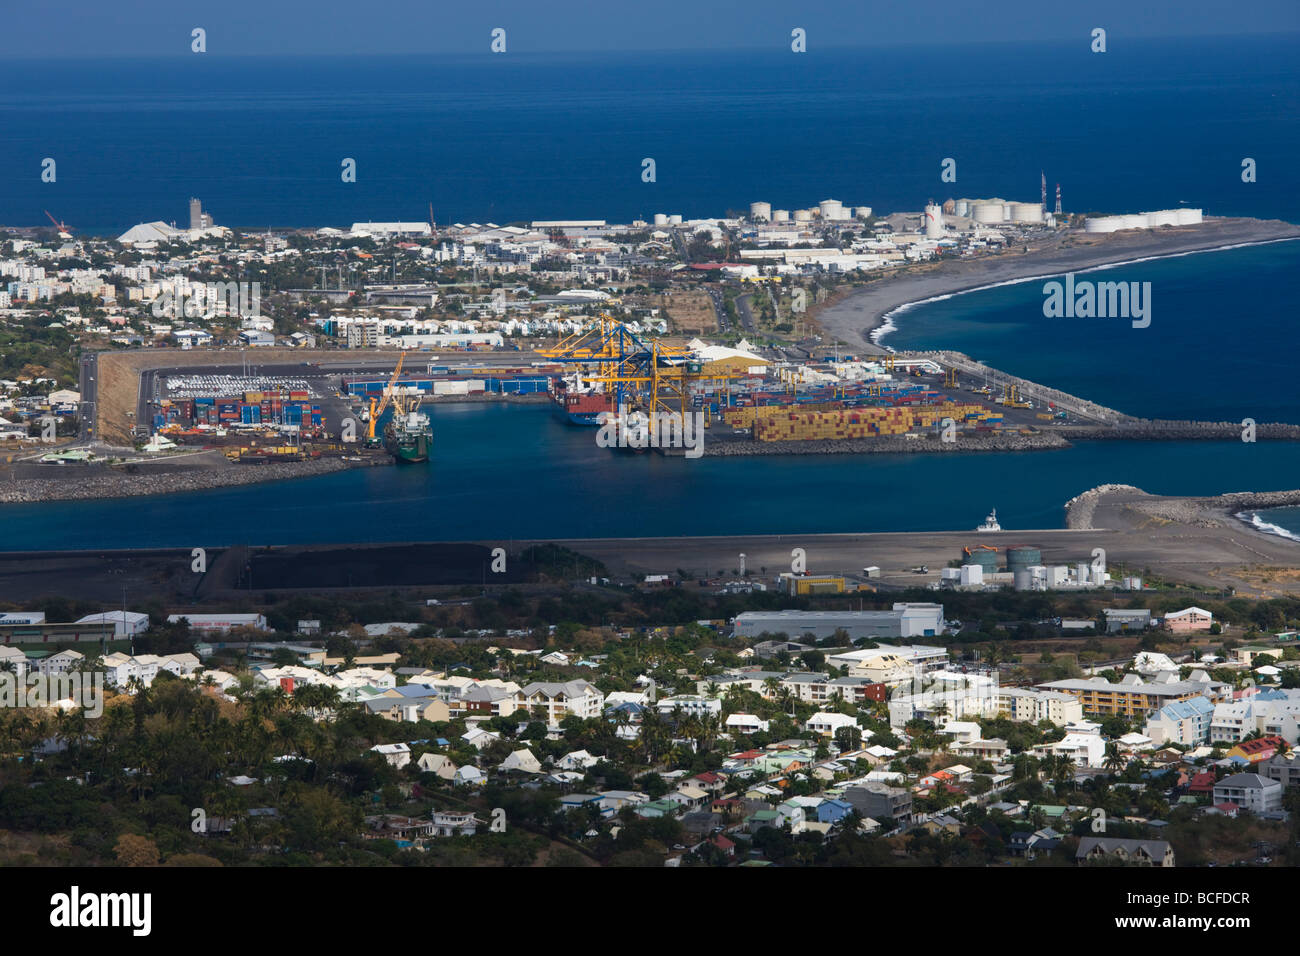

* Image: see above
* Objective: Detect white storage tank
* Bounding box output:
[819,199,845,221]
[1010,202,1043,223]
[1148,209,1179,227]
[793,209,814,222]
[924,203,944,239]
[954,200,969,217]
[854,206,873,219]
[1121,214,1148,230]
[749,201,772,221]
[1176,207,1202,225]
[1084,216,1120,233]
[773,209,790,222]
[668,214,683,225]
[653,213,668,226]
[973,202,1005,224]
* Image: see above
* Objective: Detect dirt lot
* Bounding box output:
[656,290,717,335]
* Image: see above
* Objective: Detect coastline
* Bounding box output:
[812,218,1300,351]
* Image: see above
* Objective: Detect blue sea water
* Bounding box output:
[1,36,1297,231]
[5,403,1300,550]
[1,35,1299,547]
[878,241,1300,426]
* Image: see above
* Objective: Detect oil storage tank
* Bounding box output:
[1176,208,1202,225]
[1006,546,1042,575]
[1010,202,1044,223]
[750,201,772,221]
[973,202,1005,224]
[962,548,1000,571]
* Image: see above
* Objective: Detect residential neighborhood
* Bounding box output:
[2,592,1297,869]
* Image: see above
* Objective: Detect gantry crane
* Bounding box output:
[998,382,1032,408]
[537,313,744,422]
[366,350,411,444]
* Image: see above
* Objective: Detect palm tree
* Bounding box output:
[1103,743,1125,773]
[1054,755,1076,791]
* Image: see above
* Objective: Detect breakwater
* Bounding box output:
[0,456,384,504]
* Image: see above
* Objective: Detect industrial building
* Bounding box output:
[733,604,944,641]
[166,613,270,633]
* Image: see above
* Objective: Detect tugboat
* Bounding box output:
[976,508,1002,532]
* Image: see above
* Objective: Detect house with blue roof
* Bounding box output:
[1144,695,1214,747]
[817,799,854,824]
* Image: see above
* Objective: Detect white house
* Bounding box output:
[656,695,723,718]
[461,726,501,751]
[499,748,542,774]
[431,810,480,837]
[805,712,859,737]
[36,650,84,676]
[370,743,411,769]
[724,713,770,735]
[1212,773,1283,813]
[454,765,486,787]
[0,646,28,678]
[515,680,604,725]
[416,753,457,779]
[557,749,601,771]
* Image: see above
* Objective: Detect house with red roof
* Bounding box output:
[709,834,736,857]
[1227,735,1286,764]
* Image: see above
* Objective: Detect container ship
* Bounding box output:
[550,374,613,426]
[384,408,432,464]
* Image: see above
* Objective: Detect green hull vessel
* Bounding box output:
[384,412,432,464]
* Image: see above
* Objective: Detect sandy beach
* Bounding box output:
[813,217,1300,351]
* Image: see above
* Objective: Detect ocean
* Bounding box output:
[1,35,1298,547]
[1,36,1297,232]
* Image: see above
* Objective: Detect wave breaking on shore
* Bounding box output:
[1235,510,1300,543]
[870,235,1300,346]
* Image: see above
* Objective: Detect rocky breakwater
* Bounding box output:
[1063,420,1300,441]
[0,456,382,504]
[703,430,1070,458]
[1065,484,1300,533]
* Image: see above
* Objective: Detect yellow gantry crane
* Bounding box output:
[366,350,409,443]
[537,313,744,421]
[998,382,1032,408]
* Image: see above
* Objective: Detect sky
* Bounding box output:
[4,0,1299,57]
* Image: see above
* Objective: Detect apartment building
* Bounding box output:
[1144,695,1215,747]
[1039,673,1228,718]
[515,680,604,725]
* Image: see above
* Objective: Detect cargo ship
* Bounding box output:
[550,374,613,426]
[384,408,432,464]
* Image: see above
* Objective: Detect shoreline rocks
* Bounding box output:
[0,456,384,505]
